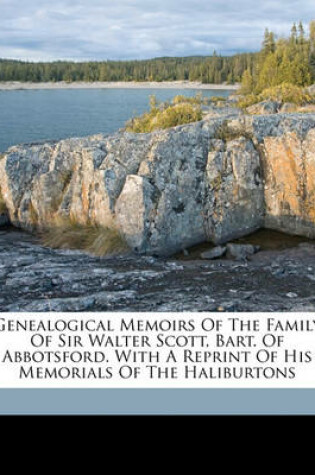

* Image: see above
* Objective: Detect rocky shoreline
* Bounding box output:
[0,97,314,312]
[0,227,314,312]
[0,81,239,91]
[1,110,315,255]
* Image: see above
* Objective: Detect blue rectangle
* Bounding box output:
[0,389,314,415]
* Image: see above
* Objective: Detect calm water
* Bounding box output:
[0,88,232,153]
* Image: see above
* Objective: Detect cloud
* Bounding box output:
[0,0,314,60]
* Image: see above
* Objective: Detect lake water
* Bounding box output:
[0,88,232,153]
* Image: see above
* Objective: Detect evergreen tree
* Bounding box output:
[298,21,305,43]
[310,20,315,79]
[0,55,255,84]
[241,69,254,94]
[262,29,276,55]
[241,21,314,94]
[291,23,298,44]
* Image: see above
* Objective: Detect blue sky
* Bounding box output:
[1,0,314,61]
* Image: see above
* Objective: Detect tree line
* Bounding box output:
[0,54,255,84]
[1,22,314,87]
[242,21,315,94]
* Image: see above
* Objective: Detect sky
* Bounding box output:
[0,0,314,61]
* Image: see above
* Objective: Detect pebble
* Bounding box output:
[286,292,298,298]
[201,246,226,260]
[226,244,260,261]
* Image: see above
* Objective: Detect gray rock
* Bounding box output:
[226,244,259,260]
[201,246,226,259]
[286,292,298,299]
[298,242,315,249]
[247,101,280,115]
[0,113,314,256]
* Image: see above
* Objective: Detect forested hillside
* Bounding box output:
[241,21,315,94]
[1,22,314,87]
[0,54,255,84]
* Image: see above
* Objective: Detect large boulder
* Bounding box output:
[0,113,314,255]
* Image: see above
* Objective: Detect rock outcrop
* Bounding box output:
[246,100,315,115]
[1,229,315,312]
[0,113,314,255]
[246,101,281,115]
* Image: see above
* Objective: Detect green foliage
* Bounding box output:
[209,95,227,103]
[238,84,315,108]
[262,29,276,55]
[172,93,226,105]
[41,219,128,256]
[241,21,314,95]
[310,21,315,78]
[0,54,255,84]
[125,95,203,133]
[172,93,203,105]
[237,94,260,109]
[259,84,313,104]
[240,69,254,95]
